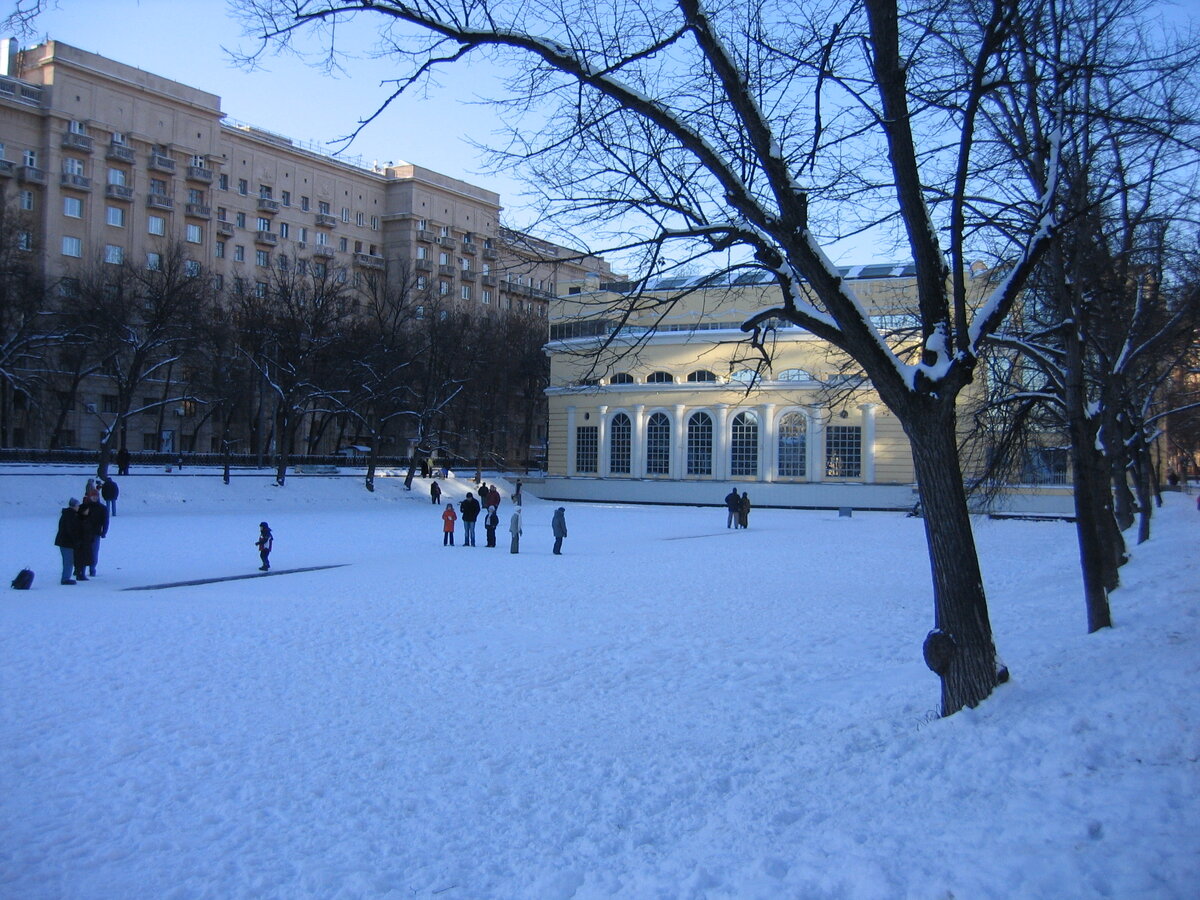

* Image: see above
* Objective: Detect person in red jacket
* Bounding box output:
[441,503,458,546]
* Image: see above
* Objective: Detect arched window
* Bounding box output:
[609,372,634,385]
[687,370,718,382]
[645,412,671,475]
[646,371,674,384]
[777,412,808,477]
[609,413,631,474]
[730,410,759,477]
[729,369,758,385]
[777,368,814,382]
[686,411,713,476]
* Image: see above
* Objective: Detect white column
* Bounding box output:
[565,405,577,476]
[673,404,687,480]
[631,404,646,477]
[714,404,731,481]
[859,403,877,482]
[807,406,824,482]
[597,405,609,476]
[758,403,776,482]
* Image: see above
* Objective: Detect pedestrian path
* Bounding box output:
[123,564,348,591]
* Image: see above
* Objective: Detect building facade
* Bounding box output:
[0,39,613,457]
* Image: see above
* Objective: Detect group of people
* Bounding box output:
[437,480,565,555]
[724,487,752,529]
[53,476,120,585]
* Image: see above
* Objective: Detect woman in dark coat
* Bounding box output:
[738,491,751,529]
[54,499,81,585]
[72,502,95,581]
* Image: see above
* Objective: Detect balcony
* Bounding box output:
[435,236,457,250]
[315,212,337,228]
[255,230,278,246]
[257,197,280,214]
[312,244,335,258]
[353,252,385,270]
[18,165,47,185]
[459,269,476,281]
[0,160,14,178]
[438,264,456,277]
[146,193,174,211]
[482,248,498,261]
[461,240,477,255]
[414,258,433,272]
[105,183,134,201]
[415,229,433,243]
[217,221,235,237]
[481,274,497,287]
[185,203,212,219]
[148,153,176,173]
[60,173,92,192]
[106,143,135,163]
[0,76,44,106]
[187,165,214,183]
[62,132,93,152]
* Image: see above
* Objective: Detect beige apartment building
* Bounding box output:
[0,39,612,456]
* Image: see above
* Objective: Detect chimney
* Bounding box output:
[0,38,17,77]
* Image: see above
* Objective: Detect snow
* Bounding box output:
[2,466,1197,898]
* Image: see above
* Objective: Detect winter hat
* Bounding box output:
[69,498,79,508]
[260,521,269,528]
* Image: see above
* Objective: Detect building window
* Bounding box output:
[277,253,289,270]
[298,227,308,243]
[438,251,449,265]
[236,212,247,228]
[313,261,327,278]
[777,412,807,478]
[256,249,269,267]
[610,372,633,384]
[238,178,248,196]
[686,411,713,475]
[259,185,272,199]
[460,285,471,300]
[17,231,32,251]
[318,200,330,215]
[149,178,168,196]
[148,215,166,236]
[186,224,203,243]
[341,207,350,223]
[371,215,379,230]
[188,188,205,205]
[576,425,598,474]
[102,394,118,413]
[729,369,758,386]
[279,222,289,239]
[438,280,449,295]
[339,237,348,252]
[107,167,127,186]
[146,252,162,270]
[62,236,83,257]
[646,412,671,475]
[215,241,225,259]
[218,173,228,190]
[104,244,124,265]
[301,196,310,211]
[63,157,85,176]
[687,370,718,382]
[317,232,328,246]
[254,281,268,297]
[778,368,814,382]
[257,217,271,232]
[416,276,428,290]
[281,190,291,206]
[416,246,428,260]
[1020,447,1069,485]
[64,196,83,218]
[23,149,37,167]
[730,411,759,477]
[20,190,34,211]
[825,425,862,478]
[234,245,245,262]
[482,290,491,304]
[356,211,365,226]
[609,413,631,474]
[647,371,674,384]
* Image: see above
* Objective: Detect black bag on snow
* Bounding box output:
[11,568,34,590]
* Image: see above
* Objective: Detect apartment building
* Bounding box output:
[0,39,613,455]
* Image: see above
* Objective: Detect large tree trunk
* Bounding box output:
[1068,438,1117,632]
[905,404,1001,716]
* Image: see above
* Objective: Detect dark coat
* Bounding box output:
[73,507,95,566]
[54,507,81,548]
[725,489,740,511]
[81,498,108,538]
[460,495,481,522]
[552,508,568,538]
[101,478,119,501]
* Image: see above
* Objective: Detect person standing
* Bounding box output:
[459,491,481,547]
[551,507,568,555]
[509,507,522,554]
[256,522,273,571]
[116,446,131,476]
[100,476,119,517]
[430,480,442,505]
[442,503,457,546]
[724,487,740,528]
[73,502,95,581]
[514,480,523,506]
[738,491,751,529]
[487,484,501,512]
[81,495,108,577]
[484,506,499,548]
[54,499,81,585]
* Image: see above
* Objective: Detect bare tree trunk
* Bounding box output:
[905,407,1001,716]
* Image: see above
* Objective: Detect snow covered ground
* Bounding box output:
[1,466,1197,899]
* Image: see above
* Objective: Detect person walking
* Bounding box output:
[430,480,442,505]
[509,507,522,554]
[442,503,457,546]
[116,446,131,476]
[459,491,481,547]
[100,476,119,516]
[551,507,568,555]
[256,522,273,571]
[73,501,95,581]
[724,487,740,528]
[54,498,81,585]
[81,495,108,577]
[484,506,499,548]
[738,491,751,529]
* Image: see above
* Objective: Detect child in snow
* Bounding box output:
[442,503,457,546]
[256,522,273,571]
